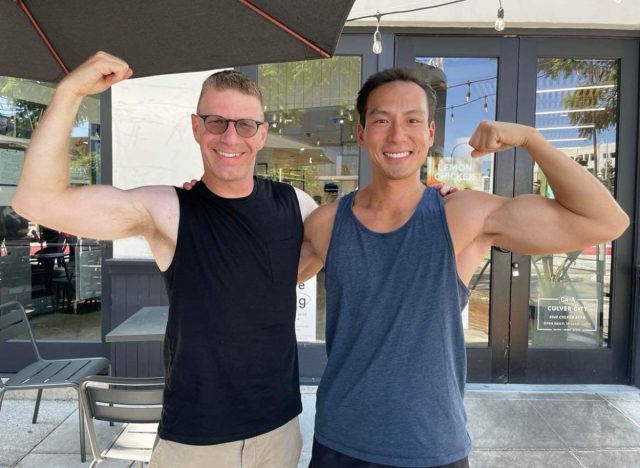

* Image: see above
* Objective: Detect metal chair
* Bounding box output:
[0,301,109,462]
[80,375,164,467]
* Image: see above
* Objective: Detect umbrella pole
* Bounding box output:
[238,0,332,58]
[17,0,70,75]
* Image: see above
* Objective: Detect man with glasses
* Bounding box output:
[13,51,316,468]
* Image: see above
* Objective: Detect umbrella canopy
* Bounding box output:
[1,0,355,82]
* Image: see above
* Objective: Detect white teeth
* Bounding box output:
[384,151,410,159]
[218,151,241,158]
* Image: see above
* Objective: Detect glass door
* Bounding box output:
[398,36,637,384]
[508,38,637,383]
[397,37,520,382]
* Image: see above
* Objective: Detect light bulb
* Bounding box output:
[372,30,382,54]
[372,14,382,54]
[495,7,505,32]
[465,82,471,102]
[483,96,489,113]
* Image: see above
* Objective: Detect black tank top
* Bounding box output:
[158,177,303,445]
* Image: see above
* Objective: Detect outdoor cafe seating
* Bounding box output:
[0,301,109,462]
[80,375,164,468]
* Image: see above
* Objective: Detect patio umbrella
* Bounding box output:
[1,0,356,82]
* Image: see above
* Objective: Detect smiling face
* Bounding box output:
[191,88,267,197]
[358,80,435,182]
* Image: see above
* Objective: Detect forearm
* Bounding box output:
[523,129,628,230]
[13,85,84,219]
[297,240,323,283]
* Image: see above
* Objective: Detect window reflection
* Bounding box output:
[0,77,102,341]
[529,59,619,349]
[257,57,362,343]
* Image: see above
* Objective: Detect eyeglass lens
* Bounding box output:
[204,116,259,137]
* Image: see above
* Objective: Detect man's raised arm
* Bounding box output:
[12,52,172,244]
[448,121,629,271]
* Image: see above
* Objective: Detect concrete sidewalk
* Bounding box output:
[2,384,640,467]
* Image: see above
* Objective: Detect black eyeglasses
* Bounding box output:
[196,114,265,138]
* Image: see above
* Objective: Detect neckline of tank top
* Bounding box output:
[347,186,433,238]
[194,177,260,203]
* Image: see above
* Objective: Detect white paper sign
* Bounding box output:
[0,147,25,186]
[462,304,469,329]
[295,276,317,342]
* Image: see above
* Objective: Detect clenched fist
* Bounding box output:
[58,51,133,98]
[468,121,539,158]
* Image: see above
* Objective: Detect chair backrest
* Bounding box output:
[81,376,164,423]
[0,301,40,363]
[80,375,164,464]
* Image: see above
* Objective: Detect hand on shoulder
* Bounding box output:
[427,182,459,197]
[182,178,201,190]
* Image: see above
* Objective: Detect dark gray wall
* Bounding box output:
[104,259,167,377]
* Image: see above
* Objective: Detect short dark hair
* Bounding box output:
[356,68,437,127]
[197,70,263,113]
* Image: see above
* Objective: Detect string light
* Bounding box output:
[350,1,511,48]
[347,1,469,55]
[495,0,505,31]
[372,13,382,54]
[465,81,471,102]
[348,0,468,22]
[483,96,489,113]
[435,93,497,113]
[450,106,454,122]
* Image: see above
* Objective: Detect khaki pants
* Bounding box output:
[149,417,302,468]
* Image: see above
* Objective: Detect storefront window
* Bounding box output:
[529,59,619,349]
[413,57,498,347]
[0,77,103,341]
[257,57,361,342]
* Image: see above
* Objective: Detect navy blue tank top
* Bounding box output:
[315,187,471,467]
[159,178,303,445]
